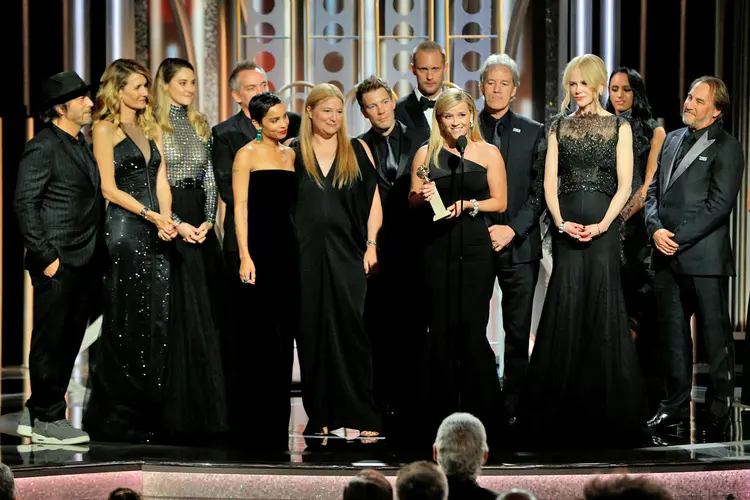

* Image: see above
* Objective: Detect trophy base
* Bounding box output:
[433,210,452,222]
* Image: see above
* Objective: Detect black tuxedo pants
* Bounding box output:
[653,269,734,419]
[493,249,539,414]
[27,262,97,422]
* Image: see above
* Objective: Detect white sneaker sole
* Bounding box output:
[31,432,90,445]
[17,424,32,437]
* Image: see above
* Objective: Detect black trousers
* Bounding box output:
[493,249,540,413]
[653,268,734,419]
[27,263,97,422]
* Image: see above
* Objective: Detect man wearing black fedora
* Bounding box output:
[14,70,103,445]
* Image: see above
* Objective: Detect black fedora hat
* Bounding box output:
[40,70,96,111]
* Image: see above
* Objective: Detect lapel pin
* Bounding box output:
[513,128,521,133]
[699,156,707,161]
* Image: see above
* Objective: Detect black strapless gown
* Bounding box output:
[421,149,502,440]
[232,170,299,449]
[83,136,170,443]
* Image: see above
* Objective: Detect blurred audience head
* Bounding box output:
[108,487,143,500]
[343,469,393,500]
[498,488,538,500]
[433,412,489,480]
[583,475,673,500]
[0,464,17,500]
[396,461,448,500]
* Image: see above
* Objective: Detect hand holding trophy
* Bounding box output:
[416,164,452,221]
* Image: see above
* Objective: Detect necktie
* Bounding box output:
[385,136,398,183]
[675,132,697,167]
[491,120,504,150]
[420,96,435,111]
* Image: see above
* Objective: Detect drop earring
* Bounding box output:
[256,128,262,141]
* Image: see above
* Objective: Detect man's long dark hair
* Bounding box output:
[605,67,654,122]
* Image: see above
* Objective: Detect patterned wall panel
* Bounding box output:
[378,0,431,100]
[241,0,291,95]
[307,0,364,134]
[448,0,502,100]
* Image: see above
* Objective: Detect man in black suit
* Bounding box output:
[394,40,447,148]
[433,413,498,500]
[645,76,745,442]
[211,61,301,448]
[478,54,545,430]
[14,71,102,445]
[356,76,423,437]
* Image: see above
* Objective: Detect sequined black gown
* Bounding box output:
[162,105,228,439]
[421,149,501,440]
[84,132,170,443]
[521,114,649,448]
[292,138,381,435]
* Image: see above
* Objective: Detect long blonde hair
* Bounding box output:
[299,83,360,188]
[560,54,607,112]
[153,58,210,141]
[426,88,483,169]
[93,58,159,138]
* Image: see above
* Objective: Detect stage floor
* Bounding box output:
[2,364,750,499]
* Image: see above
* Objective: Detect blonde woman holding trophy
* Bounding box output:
[408,88,507,441]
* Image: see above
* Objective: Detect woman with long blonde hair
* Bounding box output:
[289,83,383,439]
[408,87,507,439]
[152,57,228,439]
[83,58,177,443]
[520,54,648,447]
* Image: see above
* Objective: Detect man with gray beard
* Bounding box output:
[645,76,745,444]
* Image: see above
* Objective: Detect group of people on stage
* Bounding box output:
[14,37,746,450]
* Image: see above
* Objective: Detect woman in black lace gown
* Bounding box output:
[409,88,507,440]
[290,83,382,438]
[606,67,666,414]
[154,58,228,440]
[232,93,298,449]
[84,59,177,442]
[521,54,649,448]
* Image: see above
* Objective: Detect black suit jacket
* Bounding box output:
[447,476,499,500]
[480,109,546,264]
[211,110,301,255]
[359,120,421,268]
[645,123,745,277]
[14,125,104,275]
[395,92,431,149]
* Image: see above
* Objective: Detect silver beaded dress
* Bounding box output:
[521,113,649,448]
[83,125,170,443]
[161,104,228,437]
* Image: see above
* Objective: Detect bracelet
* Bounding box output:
[139,207,150,220]
[469,199,479,217]
[596,223,602,235]
[366,240,377,247]
[171,212,183,225]
[558,220,565,233]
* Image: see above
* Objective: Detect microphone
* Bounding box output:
[456,135,468,156]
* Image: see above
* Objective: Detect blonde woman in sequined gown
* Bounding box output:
[520,55,649,448]
[84,59,177,443]
[154,58,228,440]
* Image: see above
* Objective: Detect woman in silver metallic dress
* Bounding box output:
[154,58,228,439]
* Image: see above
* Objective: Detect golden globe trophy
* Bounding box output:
[416,164,452,221]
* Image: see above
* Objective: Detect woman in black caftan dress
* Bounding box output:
[290,83,383,438]
[521,55,649,448]
[84,59,178,443]
[409,88,507,441]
